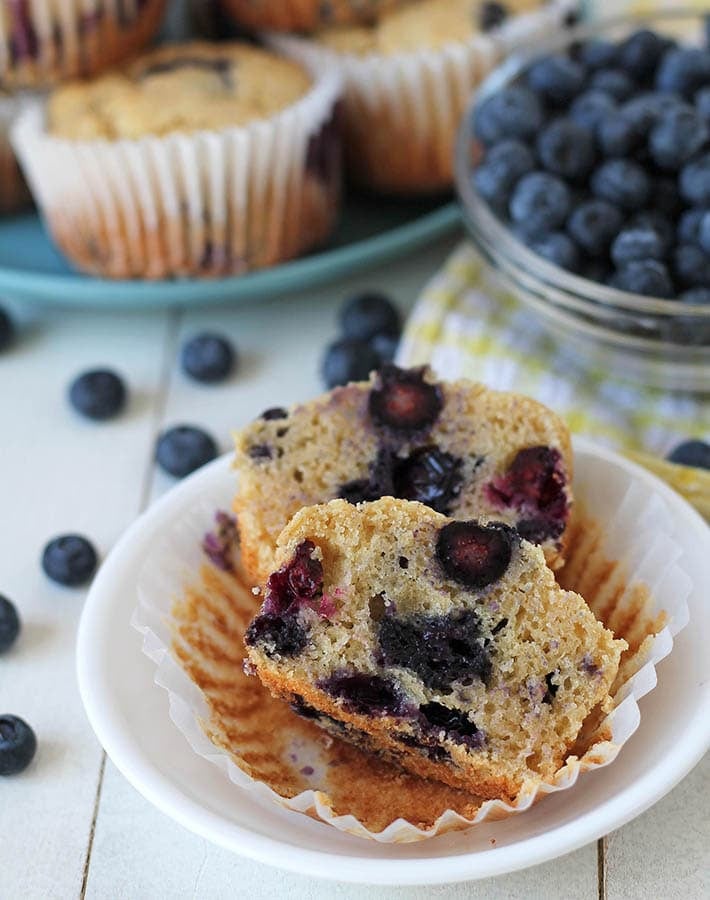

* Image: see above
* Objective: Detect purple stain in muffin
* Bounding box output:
[201,511,239,572]
[486,446,569,543]
[581,654,602,677]
[248,443,273,461]
[300,765,314,776]
[419,702,485,749]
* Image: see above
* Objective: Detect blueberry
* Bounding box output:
[370,332,399,364]
[611,227,666,266]
[527,231,580,272]
[379,608,491,692]
[656,48,710,98]
[260,407,288,420]
[180,333,235,383]
[622,91,689,134]
[478,1,507,31]
[321,338,380,389]
[589,68,635,102]
[591,159,651,211]
[581,258,612,284]
[630,212,674,254]
[68,369,126,421]
[473,139,535,208]
[649,109,709,171]
[0,306,14,352]
[597,114,642,157]
[262,540,324,617]
[244,612,308,658]
[319,672,407,717]
[567,199,624,256]
[618,29,668,81]
[419,702,483,748]
[673,243,710,289]
[569,90,617,131]
[667,439,710,469]
[697,87,710,126]
[526,55,586,106]
[155,425,218,478]
[610,260,675,298]
[678,207,707,243]
[368,365,443,435]
[0,596,20,653]
[339,447,394,504]
[578,40,618,71]
[653,177,684,220]
[0,716,37,776]
[700,212,710,254]
[436,521,514,590]
[680,288,710,304]
[509,172,571,234]
[680,153,710,206]
[486,446,568,542]
[339,291,400,341]
[393,446,464,515]
[42,534,97,587]
[473,86,544,145]
[536,119,595,180]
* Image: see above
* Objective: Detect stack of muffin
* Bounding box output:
[6,0,576,279]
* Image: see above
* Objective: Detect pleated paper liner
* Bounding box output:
[268,0,575,194]
[133,461,691,842]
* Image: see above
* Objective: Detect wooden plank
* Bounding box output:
[0,306,173,899]
[85,762,598,900]
[605,754,709,900]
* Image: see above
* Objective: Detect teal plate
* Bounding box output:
[0,196,460,309]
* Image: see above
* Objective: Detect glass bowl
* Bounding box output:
[455,9,710,392]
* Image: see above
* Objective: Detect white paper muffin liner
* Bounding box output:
[11,55,342,279]
[132,453,691,842]
[268,0,576,194]
[0,92,32,214]
[0,0,167,89]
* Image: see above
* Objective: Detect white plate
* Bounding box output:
[76,437,710,885]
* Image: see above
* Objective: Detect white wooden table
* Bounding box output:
[1,234,707,900]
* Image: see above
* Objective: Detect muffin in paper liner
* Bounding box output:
[0,92,30,214]
[10,51,342,279]
[131,451,691,842]
[220,0,411,32]
[268,0,576,195]
[0,0,167,90]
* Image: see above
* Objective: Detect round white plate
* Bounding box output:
[76,437,710,885]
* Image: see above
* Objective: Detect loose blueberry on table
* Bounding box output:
[322,292,402,388]
[42,534,98,587]
[667,439,710,469]
[180,332,236,383]
[68,369,127,421]
[471,26,710,303]
[156,425,218,478]
[0,595,20,653]
[0,715,37,776]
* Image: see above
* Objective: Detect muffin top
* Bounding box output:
[314,0,542,55]
[48,42,312,140]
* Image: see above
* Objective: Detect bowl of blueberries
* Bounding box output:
[456,9,710,391]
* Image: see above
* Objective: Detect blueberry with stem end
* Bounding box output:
[41,534,98,587]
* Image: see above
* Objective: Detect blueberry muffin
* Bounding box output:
[0,0,167,90]
[233,365,573,582]
[244,498,624,801]
[12,41,342,278]
[272,0,574,193]
[220,0,411,33]
[0,93,29,214]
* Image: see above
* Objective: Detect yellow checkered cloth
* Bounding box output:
[398,243,710,516]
